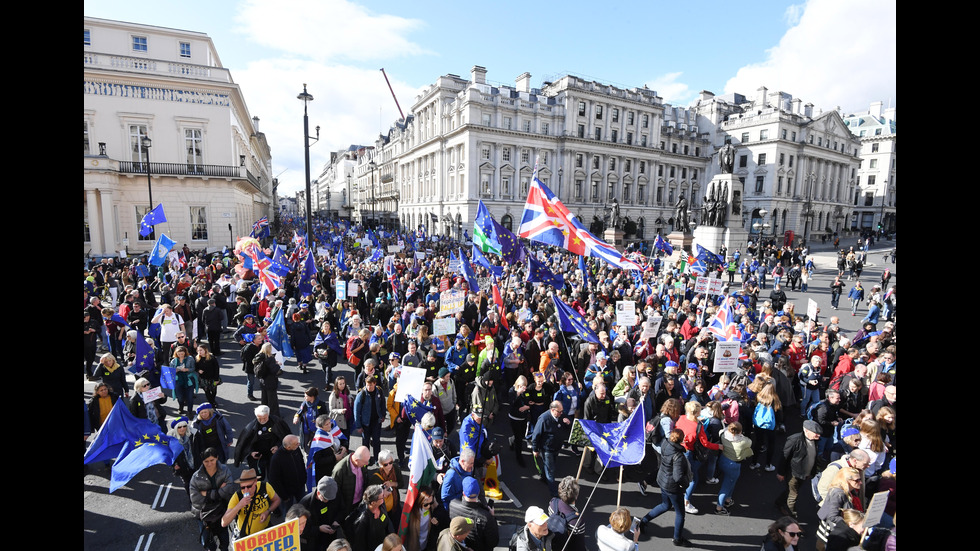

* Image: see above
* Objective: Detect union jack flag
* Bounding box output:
[707,294,741,342]
[519,173,640,270]
[250,216,270,238]
[242,245,282,297]
[386,260,399,296]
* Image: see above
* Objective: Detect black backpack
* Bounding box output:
[647,412,666,447]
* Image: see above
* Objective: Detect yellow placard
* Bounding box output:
[233,518,300,551]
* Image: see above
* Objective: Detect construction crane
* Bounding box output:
[380,68,405,121]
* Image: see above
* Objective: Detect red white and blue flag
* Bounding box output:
[398,424,438,538]
[707,295,741,342]
[519,172,641,271]
[250,216,270,238]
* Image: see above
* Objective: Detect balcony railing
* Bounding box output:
[118,161,263,193]
[84,52,233,83]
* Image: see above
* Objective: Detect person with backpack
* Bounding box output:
[675,400,722,515]
[748,377,782,472]
[639,397,681,495]
[220,468,282,540]
[798,356,823,418]
[190,447,236,551]
[714,421,752,515]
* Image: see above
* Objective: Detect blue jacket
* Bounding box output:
[458,413,487,460]
[553,385,581,418]
[353,387,386,430]
[440,456,473,505]
[531,410,563,453]
[862,303,881,325]
[848,286,864,301]
[445,345,468,372]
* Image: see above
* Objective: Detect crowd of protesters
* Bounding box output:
[84,217,895,551]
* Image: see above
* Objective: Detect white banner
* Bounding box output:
[616,301,637,326]
[347,280,360,297]
[433,317,456,336]
[394,367,427,403]
[641,313,663,340]
[438,290,465,317]
[807,298,819,321]
[713,340,741,373]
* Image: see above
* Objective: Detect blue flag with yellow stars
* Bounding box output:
[83,400,185,492]
[129,334,157,375]
[527,254,564,289]
[139,204,167,237]
[267,307,295,358]
[402,394,435,425]
[471,244,504,278]
[552,294,599,345]
[459,248,481,292]
[576,400,646,468]
[491,218,526,264]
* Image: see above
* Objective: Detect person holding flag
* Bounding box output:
[636,428,695,547]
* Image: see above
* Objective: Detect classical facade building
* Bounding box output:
[349,67,880,249]
[83,17,274,257]
[313,146,368,222]
[692,87,863,244]
[841,102,896,233]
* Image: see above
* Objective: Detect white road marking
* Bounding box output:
[499,481,521,509]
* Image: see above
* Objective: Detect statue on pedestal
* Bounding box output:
[609,199,621,230]
[718,142,736,174]
[674,193,690,233]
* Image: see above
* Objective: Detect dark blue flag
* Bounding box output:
[579,256,589,289]
[129,334,156,375]
[459,248,480,292]
[471,244,503,278]
[402,394,436,425]
[576,401,646,468]
[491,218,527,264]
[313,330,345,356]
[148,234,176,267]
[337,245,349,272]
[552,294,599,345]
[83,400,185,492]
[139,204,167,237]
[696,244,724,265]
[268,307,295,358]
[527,254,564,289]
[298,250,318,297]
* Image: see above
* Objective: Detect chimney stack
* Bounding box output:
[516,72,531,93]
[471,65,487,85]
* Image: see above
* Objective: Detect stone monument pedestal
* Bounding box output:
[604,228,625,250]
[691,173,750,257]
[666,231,694,255]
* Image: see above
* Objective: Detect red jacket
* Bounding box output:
[832,355,855,381]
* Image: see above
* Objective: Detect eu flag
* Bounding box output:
[83,400,185,492]
[139,204,167,237]
[298,250,318,297]
[491,218,526,264]
[578,256,589,289]
[654,234,674,256]
[267,307,295,358]
[696,244,724,265]
[459,248,480,293]
[471,244,503,278]
[576,401,646,468]
[337,245,349,273]
[148,234,176,267]
[402,394,435,425]
[527,254,564,289]
[552,294,599,345]
[128,334,157,375]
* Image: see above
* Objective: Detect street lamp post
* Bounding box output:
[297,83,319,242]
[141,135,153,210]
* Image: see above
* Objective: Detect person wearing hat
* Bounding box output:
[234,314,260,346]
[191,403,234,465]
[299,476,343,551]
[437,516,474,551]
[434,368,458,433]
[431,426,458,476]
[447,476,499,551]
[221,467,281,539]
[509,506,555,551]
[773,419,823,519]
[584,351,612,391]
[83,310,102,379]
[168,416,197,498]
[190,447,236,551]
[455,353,479,417]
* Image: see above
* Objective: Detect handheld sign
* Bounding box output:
[712,340,741,373]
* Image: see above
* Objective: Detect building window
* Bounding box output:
[576,154,584,168]
[638,184,645,202]
[871,143,879,153]
[84,121,90,155]
[595,105,603,120]
[482,178,491,195]
[610,129,618,142]
[642,114,649,128]
[593,156,600,169]
[594,128,602,140]
[482,147,490,160]
[781,129,787,140]
[683,145,689,155]
[777,177,783,194]
[817,137,822,146]
[542,152,548,165]
[870,159,878,168]
[623,183,631,202]
[741,132,749,143]
[84,203,91,242]
[591,181,599,199]
[577,124,586,138]
[641,135,647,147]
[521,149,530,165]
[625,160,631,173]
[755,176,764,193]
[692,169,697,180]
[520,177,530,196]
[656,187,663,203]
[681,168,687,178]
[190,206,208,240]
[578,102,586,116]
[779,153,785,166]
[868,175,876,187]
[738,155,747,168]
[607,182,615,201]
[760,129,769,140]
[130,124,149,163]
[628,112,634,125]
[575,180,583,199]
[501,148,510,162]
[875,128,882,135]
[84,29,91,46]
[612,108,619,122]
[180,42,191,58]
[610,158,616,171]
[788,178,793,196]
[136,206,155,241]
[789,155,794,168]
[758,153,767,165]
[542,122,549,135]
[669,167,675,178]
[695,147,700,156]
[503,117,512,130]
[791,132,797,141]
[639,161,646,174]
[132,36,147,52]
[658,165,663,177]
[482,113,492,126]
[185,129,203,171]
[502,177,511,196]
[501,214,513,231]
[864,193,874,206]
[626,132,633,145]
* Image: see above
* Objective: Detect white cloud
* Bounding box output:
[645,72,694,105]
[235,59,420,195]
[724,0,896,114]
[232,0,429,62]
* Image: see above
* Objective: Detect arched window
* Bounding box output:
[501,214,513,232]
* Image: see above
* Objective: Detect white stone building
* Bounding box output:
[841,102,896,233]
[691,87,863,245]
[83,17,274,257]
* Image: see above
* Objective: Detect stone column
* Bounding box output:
[86,189,103,256]
[100,189,117,255]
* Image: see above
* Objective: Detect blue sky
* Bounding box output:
[84,0,896,196]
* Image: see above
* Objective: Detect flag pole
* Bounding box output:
[616,465,624,508]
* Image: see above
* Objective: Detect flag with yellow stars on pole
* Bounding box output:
[575,401,645,468]
[83,400,185,492]
[128,333,157,375]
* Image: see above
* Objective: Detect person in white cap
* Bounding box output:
[509,505,555,551]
